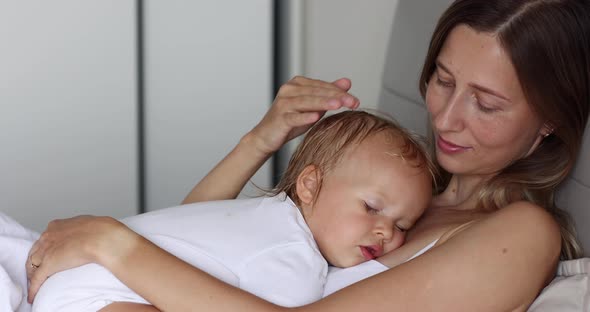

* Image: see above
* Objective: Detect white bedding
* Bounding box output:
[0,212,39,312]
[529,258,590,311]
[1,210,588,311]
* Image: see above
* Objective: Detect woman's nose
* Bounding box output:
[431,91,468,132]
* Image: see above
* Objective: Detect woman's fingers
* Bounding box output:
[275,95,356,114]
[26,235,49,302]
[288,76,352,92]
[331,77,352,91]
[27,255,50,302]
[247,75,360,154]
[284,111,323,128]
[25,215,113,303]
[277,79,359,110]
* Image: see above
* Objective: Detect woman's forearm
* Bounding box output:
[102,234,285,312]
[182,132,272,204]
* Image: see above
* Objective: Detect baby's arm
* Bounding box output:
[100,302,160,312]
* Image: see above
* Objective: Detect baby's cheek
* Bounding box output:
[384,232,406,254]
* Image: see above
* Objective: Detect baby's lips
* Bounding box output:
[369,244,384,257]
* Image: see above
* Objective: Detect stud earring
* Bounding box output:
[543,128,554,138]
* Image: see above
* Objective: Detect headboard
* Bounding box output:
[378,1,590,257]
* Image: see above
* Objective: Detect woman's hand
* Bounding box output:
[247,76,360,155]
[26,215,138,303]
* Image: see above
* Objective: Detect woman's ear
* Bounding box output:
[540,123,555,138]
[296,165,320,215]
[525,123,555,157]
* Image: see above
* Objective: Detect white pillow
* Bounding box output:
[528,258,590,311]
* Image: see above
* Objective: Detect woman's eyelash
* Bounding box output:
[436,77,454,88]
[471,94,499,113]
[477,103,497,113]
[435,76,499,114]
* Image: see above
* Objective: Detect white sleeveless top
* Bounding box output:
[323,239,440,297]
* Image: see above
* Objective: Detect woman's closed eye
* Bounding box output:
[434,69,454,88]
[436,76,454,88]
[472,93,501,114]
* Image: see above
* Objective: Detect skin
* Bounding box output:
[27,25,561,312]
[428,25,546,179]
[297,132,431,267]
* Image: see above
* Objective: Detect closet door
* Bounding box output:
[0,1,138,230]
[144,0,273,211]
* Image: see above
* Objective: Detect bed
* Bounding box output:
[377,1,590,311]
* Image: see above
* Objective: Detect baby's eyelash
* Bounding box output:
[364,202,379,214]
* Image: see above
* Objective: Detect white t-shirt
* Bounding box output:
[33,194,327,312]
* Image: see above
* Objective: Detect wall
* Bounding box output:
[303,0,399,110]
[0,0,273,230]
[143,1,273,211]
[0,1,138,231]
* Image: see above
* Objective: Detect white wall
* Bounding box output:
[0,1,273,230]
[0,1,138,231]
[144,1,273,210]
[302,0,399,110]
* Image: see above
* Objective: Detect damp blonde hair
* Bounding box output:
[270,110,437,206]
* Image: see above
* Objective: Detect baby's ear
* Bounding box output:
[296,165,320,213]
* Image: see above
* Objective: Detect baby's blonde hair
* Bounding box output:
[270,110,437,205]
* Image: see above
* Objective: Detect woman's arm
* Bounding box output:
[181,76,359,204]
[115,201,561,312]
[28,202,560,311]
[100,302,160,312]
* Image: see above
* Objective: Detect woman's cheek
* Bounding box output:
[425,84,446,116]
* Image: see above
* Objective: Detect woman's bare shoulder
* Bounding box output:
[444,200,561,245]
[430,201,562,308]
[440,200,562,282]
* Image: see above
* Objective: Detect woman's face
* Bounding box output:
[425,24,546,177]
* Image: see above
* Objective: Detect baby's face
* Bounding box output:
[304,133,432,268]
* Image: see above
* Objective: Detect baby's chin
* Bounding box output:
[326,255,367,268]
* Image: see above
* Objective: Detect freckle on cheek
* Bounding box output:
[502,248,508,254]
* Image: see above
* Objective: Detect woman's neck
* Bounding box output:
[433,174,489,210]
[405,174,491,243]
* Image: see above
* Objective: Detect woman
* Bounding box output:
[26,0,590,311]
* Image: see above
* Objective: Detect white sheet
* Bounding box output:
[0,211,39,312]
[528,258,590,311]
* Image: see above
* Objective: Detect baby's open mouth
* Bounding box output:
[360,245,383,260]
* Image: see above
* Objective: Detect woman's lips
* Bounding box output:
[437,135,470,154]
